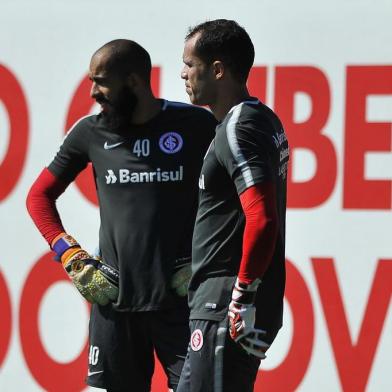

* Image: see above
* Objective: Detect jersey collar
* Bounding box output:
[228,97,260,114]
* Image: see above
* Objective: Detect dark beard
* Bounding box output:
[101,86,138,132]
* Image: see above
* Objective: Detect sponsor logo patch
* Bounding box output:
[190,329,204,351]
[104,141,124,150]
[105,166,183,184]
[87,370,104,377]
[159,132,183,154]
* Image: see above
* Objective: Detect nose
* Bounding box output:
[181,66,188,80]
[90,81,99,98]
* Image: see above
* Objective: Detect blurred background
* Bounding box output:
[0,0,391,390]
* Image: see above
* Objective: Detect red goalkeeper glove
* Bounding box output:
[228,278,270,359]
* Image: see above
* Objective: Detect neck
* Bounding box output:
[131,90,161,124]
[209,84,250,121]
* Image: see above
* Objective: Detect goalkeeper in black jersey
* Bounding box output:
[27,39,216,392]
[178,20,288,392]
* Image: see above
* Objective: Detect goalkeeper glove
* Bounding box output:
[228,278,270,359]
[170,257,192,297]
[52,233,119,306]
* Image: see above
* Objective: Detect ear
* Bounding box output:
[212,61,224,80]
[126,73,139,89]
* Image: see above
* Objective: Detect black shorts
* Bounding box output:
[86,302,190,391]
[177,319,278,392]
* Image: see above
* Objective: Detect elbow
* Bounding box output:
[26,185,35,216]
[26,183,43,219]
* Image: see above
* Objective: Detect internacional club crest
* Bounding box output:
[190,329,204,351]
[159,132,183,154]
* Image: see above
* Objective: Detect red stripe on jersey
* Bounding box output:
[238,182,279,284]
[26,168,70,245]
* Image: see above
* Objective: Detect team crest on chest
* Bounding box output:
[190,329,204,351]
[159,132,183,154]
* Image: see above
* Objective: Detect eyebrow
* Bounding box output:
[89,75,108,82]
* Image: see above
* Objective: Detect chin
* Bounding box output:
[189,96,198,105]
[189,95,207,106]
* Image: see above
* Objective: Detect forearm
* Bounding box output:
[238,182,279,284]
[26,168,69,245]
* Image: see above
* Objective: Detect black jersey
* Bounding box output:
[48,99,216,311]
[189,98,289,333]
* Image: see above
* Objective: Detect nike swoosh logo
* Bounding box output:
[88,370,104,376]
[104,141,124,150]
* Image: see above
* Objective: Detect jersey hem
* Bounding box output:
[85,378,107,389]
[189,312,227,322]
[113,301,187,312]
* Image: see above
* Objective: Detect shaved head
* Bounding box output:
[93,39,152,84]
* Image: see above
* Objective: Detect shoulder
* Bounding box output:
[163,100,216,123]
[66,114,99,135]
[220,100,282,137]
[60,114,100,149]
[239,100,282,128]
[215,101,260,146]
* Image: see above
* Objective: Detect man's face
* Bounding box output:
[181,34,216,106]
[89,53,137,130]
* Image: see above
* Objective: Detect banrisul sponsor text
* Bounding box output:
[105,166,184,184]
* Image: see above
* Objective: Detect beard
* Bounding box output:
[100,86,138,132]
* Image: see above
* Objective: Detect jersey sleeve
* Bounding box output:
[215,109,272,195]
[47,116,92,182]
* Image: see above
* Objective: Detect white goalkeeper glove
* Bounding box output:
[170,257,192,297]
[228,278,270,359]
[52,233,119,306]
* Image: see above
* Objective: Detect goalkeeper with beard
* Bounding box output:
[26,39,216,392]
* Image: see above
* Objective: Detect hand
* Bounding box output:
[63,250,119,305]
[52,234,119,305]
[170,257,192,297]
[228,278,270,359]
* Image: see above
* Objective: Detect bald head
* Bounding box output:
[92,39,152,84]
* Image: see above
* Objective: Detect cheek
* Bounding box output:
[102,88,114,98]
[190,72,201,88]
[96,88,109,99]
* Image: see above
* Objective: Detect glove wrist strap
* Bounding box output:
[232,277,261,305]
[51,233,80,261]
[235,278,261,291]
[61,247,83,266]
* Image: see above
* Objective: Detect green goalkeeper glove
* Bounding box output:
[170,257,192,297]
[52,233,119,305]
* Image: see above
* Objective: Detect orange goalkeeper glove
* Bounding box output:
[52,233,119,306]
